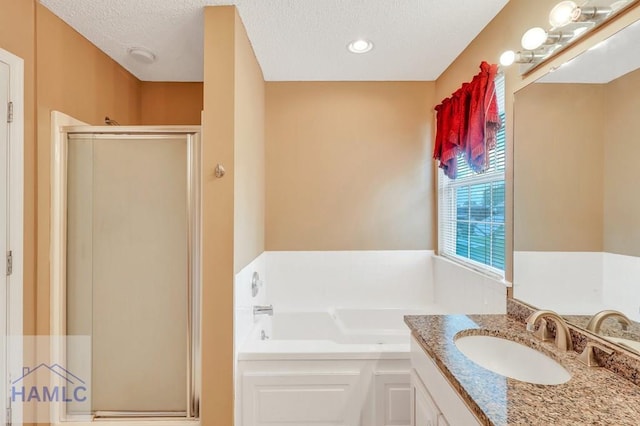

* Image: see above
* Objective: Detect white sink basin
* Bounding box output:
[455,334,571,385]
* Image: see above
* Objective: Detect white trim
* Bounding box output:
[0,47,24,426]
[52,421,200,426]
[50,111,88,343]
[433,254,512,287]
[50,111,88,424]
[63,125,201,134]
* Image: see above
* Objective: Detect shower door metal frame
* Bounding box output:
[50,123,201,422]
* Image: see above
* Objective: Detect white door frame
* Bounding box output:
[0,47,24,426]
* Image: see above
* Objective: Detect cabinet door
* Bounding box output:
[374,372,411,426]
[411,336,479,425]
[411,371,439,426]
[242,371,361,425]
[437,413,449,426]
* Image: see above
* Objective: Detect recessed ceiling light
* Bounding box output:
[128,47,157,64]
[348,39,373,54]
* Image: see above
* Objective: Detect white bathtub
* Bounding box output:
[237,306,444,425]
[239,307,443,360]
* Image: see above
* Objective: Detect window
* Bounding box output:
[437,74,506,275]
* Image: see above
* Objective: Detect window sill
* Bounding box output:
[432,253,512,287]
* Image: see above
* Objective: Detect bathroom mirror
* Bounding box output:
[513,17,640,351]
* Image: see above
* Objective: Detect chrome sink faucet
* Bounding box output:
[253,305,274,317]
[526,310,573,351]
[586,310,632,334]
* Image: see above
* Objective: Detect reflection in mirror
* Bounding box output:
[563,311,640,353]
[513,18,640,351]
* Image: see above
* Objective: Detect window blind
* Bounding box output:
[437,74,506,275]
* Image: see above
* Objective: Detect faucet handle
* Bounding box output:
[525,310,573,351]
[251,272,263,297]
[578,341,614,367]
[530,318,554,342]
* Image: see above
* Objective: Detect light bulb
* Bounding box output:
[499,50,516,67]
[348,39,373,53]
[521,27,548,50]
[549,1,580,28]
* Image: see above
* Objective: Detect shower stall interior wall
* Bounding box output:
[52,122,201,422]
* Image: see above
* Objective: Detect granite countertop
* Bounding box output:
[405,314,640,425]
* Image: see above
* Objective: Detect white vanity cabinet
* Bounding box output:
[411,369,447,426]
[410,336,480,426]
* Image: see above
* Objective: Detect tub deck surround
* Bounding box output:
[405,313,640,425]
[239,307,445,361]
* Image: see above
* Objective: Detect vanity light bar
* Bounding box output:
[499,50,545,67]
[499,0,628,70]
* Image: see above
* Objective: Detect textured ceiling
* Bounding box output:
[39,0,509,82]
[538,19,640,84]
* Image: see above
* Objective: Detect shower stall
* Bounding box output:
[51,120,201,422]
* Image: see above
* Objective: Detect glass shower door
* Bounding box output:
[66,132,198,418]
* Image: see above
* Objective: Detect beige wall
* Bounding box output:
[36,3,141,125]
[202,7,266,423]
[0,0,36,337]
[140,82,203,125]
[234,16,265,272]
[202,6,237,425]
[604,67,640,256]
[35,3,143,336]
[265,82,434,250]
[513,83,604,251]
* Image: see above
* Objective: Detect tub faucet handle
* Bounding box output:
[253,305,274,317]
[251,272,263,297]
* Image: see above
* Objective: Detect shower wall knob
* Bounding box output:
[214,163,226,178]
[251,271,263,297]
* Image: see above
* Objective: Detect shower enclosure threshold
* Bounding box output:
[94,411,188,418]
[56,420,199,426]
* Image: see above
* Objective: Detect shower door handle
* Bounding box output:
[214,163,226,178]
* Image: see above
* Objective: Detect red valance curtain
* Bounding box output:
[433,61,502,179]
